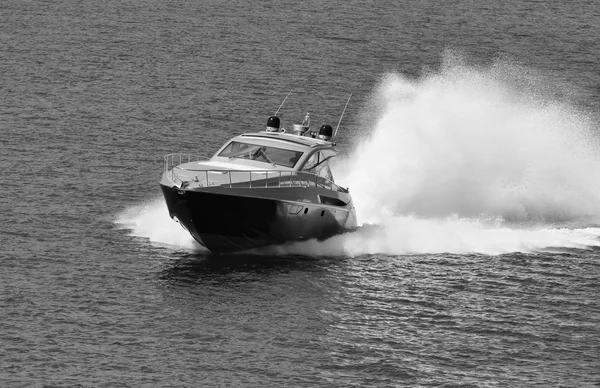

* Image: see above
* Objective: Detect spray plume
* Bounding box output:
[340,54,600,225]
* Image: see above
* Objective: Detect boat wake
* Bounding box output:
[116,53,600,256]
[115,200,600,256]
[266,217,600,256]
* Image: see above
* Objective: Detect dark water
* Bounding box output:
[2,1,600,386]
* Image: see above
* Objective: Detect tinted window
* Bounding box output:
[302,151,335,182]
[218,141,303,168]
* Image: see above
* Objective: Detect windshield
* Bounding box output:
[218,141,303,168]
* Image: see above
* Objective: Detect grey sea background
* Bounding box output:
[2,0,600,387]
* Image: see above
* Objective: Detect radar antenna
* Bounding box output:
[274,90,293,116]
[333,93,352,139]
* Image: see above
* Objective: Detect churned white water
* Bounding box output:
[341,54,600,224]
[115,198,203,250]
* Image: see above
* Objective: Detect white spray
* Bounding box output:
[340,55,600,224]
[115,198,203,250]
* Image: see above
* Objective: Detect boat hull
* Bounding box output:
[159,183,356,254]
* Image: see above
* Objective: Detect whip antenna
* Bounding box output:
[274,90,293,116]
[334,93,352,139]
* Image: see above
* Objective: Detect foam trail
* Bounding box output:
[114,197,600,256]
[263,218,600,257]
[115,198,202,250]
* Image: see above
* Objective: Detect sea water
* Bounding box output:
[2,0,600,386]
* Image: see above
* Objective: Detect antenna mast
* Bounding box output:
[274,90,293,116]
[333,93,352,139]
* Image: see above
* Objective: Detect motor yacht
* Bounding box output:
[159,109,357,254]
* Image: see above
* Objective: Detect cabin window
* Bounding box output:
[318,164,334,182]
[303,151,334,182]
[218,141,303,168]
[303,152,320,171]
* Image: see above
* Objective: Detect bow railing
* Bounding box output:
[163,153,348,192]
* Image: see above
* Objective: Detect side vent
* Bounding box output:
[318,195,347,206]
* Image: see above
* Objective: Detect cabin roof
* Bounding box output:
[237,131,334,150]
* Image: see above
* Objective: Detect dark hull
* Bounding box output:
[160,184,355,253]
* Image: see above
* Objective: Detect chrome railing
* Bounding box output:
[164,153,203,176]
[163,153,348,192]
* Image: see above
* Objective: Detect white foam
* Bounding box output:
[114,198,202,250]
[265,216,600,257]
